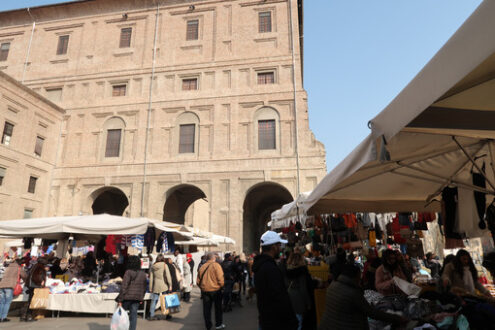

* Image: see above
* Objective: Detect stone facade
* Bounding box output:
[0,71,64,220]
[0,0,326,252]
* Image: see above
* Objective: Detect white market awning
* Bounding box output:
[303,1,495,217]
[0,214,149,239]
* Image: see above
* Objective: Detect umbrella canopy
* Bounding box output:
[0,214,149,239]
[302,0,495,215]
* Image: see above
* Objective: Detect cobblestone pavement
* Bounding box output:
[2,288,258,330]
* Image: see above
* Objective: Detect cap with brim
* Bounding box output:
[260,231,288,246]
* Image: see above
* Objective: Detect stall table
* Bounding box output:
[12,292,154,319]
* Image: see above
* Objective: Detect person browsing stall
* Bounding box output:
[375,249,409,296]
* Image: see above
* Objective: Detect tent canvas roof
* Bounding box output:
[302,1,495,215]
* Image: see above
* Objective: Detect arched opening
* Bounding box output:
[91,187,129,216]
[243,182,293,253]
[163,184,209,229]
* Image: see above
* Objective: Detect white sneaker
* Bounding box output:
[215,324,226,329]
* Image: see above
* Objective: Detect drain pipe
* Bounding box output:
[288,0,301,196]
[22,8,36,84]
[140,1,160,217]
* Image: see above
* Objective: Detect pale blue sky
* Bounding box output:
[0,0,483,171]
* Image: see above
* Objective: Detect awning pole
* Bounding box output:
[453,137,495,191]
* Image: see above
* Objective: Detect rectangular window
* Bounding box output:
[112,84,127,97]
[0,167,5,186]
[0,42,10,61]
[258,119,276,150]
[57,35,69,55]
[186,20,199,41]
[1,122,14,146]
[24,209,33,219]
[179,124,195,154]
[182,78,198,91]
[257,72,275,85]
[120,27,132,48]
[34,136,45,157]
[105,129,122,158]
[46,88,63,103]
[28,176,37,194]
[259,12,272,33]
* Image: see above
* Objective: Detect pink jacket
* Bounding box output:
[375,265,407,296]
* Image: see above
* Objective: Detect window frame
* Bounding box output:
[119,27,132,48]
[112,84,127,97]
[0,42,10,62]
[27,176,38,194]
[179,124,196,154]
[34,136,45,157]
[1,121,14,146]
[0,167,5,186]
[105,128,122,158]
[259,11,272,33]
[182,78,198,91]
[56,35,70,55]
[258,119,276,150]
[257,71,275,85]
[23,208,33,219]
[186,19,199,41]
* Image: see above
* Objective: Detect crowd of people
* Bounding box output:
[3,232,495,329]
[242,230,495,330]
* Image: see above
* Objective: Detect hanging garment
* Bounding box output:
[131,235,144,251]
[441,187,462,239]
[375,221,383,240]
[473,166,487,229]
[458,187,486,238]
[143,227,155,254]
[23,238,34,249]
[361,213,372,227]
[166,232,175,253]
[343,213,357,228]
[369,229,377,247]
[486,201,495,237]
[398,213,412,226]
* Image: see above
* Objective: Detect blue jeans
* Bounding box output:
[0,288,13,320]
[122,300,139,330]
[295,314,303,330]
[149,292,166,318]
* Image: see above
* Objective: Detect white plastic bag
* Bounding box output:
[110,306,130,330]
[393,276,421,296]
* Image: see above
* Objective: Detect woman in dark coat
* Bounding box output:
[117,256,147,330]
[286,252,317,330]
[21,258,48,322]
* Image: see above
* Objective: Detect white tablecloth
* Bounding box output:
[13,292,153,314]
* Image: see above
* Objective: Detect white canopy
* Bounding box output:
[271,192,312,229]
[0,214,149,239]
[175,237,219,247]
[303,0,495,215]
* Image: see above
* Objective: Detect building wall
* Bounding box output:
[0,71,64,220]
[0,0,326,251]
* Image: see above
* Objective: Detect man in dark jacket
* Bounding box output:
[253,231,298,330]
[319,263,406,330]
[221,253,235,311]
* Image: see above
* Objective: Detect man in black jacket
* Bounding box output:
[253,231,298,330]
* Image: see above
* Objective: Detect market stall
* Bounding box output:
[270,2,495,327]
[0,214,212,318]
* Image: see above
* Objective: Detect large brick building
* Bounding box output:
[0,0,326,252]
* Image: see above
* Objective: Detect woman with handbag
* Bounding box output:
[21,258,48,322]
[0,259,27,323]
[116,256,147,330]
[148,254,172,321]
